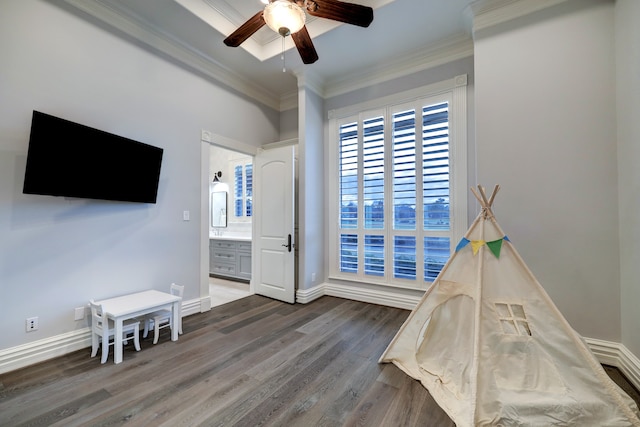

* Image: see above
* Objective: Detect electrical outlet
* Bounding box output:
[74,307,85,320]
[26,317,38,332]
[183,210,190,221]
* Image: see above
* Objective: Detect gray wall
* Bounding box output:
[474,0,620,340]
[616,0,640,357]
[0,1,279,349]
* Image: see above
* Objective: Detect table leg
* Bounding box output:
[171,301,179,341]
[114,317,123,364]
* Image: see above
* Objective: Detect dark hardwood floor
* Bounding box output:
[0,295,638,427]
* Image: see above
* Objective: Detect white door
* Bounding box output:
[253,145,296,303]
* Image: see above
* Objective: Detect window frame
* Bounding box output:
[328,75,468,290]
[231,160,253,221]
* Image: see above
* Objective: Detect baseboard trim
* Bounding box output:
[586,337,640,390]
[0,328,91,375]
[0,297,201,375]
[296,284,325,304]
[3,292,640,392]
[183,297,208,316]
[323,282,422,310]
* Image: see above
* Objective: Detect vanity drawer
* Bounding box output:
[212,249,236,263]
[237,241,252,252]
[212,240,237,250]
[211,262,236,276]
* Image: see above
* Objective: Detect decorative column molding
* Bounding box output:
[452,74,468,245]
[292,68,324,97]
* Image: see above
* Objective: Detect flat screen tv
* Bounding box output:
[23,111,163,203]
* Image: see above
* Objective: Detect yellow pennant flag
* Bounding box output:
[471,240,485,255]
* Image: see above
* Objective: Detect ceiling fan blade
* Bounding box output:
[292,26,319,64]
[306,0,374,28]
[224,11,266,47]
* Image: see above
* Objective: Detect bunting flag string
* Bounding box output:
[455,235,509,259]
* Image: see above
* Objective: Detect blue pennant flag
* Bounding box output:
[455,237,470,252]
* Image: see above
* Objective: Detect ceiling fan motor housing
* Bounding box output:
[264,0,307,36]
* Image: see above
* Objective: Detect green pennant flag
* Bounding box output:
[486,238,504,258]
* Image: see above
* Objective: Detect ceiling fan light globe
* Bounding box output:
[264,0,306,36]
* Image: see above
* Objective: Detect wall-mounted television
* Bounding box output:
[23,111,163,204]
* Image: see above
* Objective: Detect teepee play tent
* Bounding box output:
[379,185,640,426]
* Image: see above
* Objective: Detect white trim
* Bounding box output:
[328,75,468,288]
[329,75,465,120]
[182,297,209,316]
[206,132,259,156]
[0,297,201,375]
[451,74,469,243]
[470,0,570,36]
[323,34,473,99]
[279,91,299,112]
[63,0,281,111]
[62,1,473,111]
[324,282,422,310]
[0,329,91,375]
[262,138,299,151]
[296,284,325,304]
[174,0,398,63]
[2,295,640,392]
[586,337,640,391]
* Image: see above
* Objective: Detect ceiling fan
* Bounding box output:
[223,0,374,65]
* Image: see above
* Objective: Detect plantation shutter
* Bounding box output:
[331,76,467,289]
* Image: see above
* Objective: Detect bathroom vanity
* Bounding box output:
[209,237,251,281]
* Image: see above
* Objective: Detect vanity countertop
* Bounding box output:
[209,234,252,241]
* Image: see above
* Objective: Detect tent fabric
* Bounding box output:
[379,186,640,426]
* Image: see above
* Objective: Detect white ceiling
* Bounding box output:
[64,0,475,109]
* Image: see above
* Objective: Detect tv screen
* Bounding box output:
[23,111,163,203]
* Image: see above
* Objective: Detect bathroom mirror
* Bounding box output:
[211,191,227,228]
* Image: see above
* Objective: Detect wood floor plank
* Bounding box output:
[342,379,399,427]
[1,295,638,427]
[14,389,112,427]
[379,372,455,427]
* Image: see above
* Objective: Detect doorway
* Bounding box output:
[201,137,298,308]
[209,276,251,307]
[207,143,254,306]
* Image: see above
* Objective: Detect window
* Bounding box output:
[233,162,252,218]
[495,303,532,336]
[329,75,468,290]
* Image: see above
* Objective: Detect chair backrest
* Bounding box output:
[170,283,184,298]
[89,300,105,329]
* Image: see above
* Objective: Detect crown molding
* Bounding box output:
[321,33,474,100]
[63,0,282,111]
[470,0,570,35]
[277,68,325,112]
[175,0,398,62]
[293,68,324,96]
[279,91,299,112]
[63,0,475,112]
